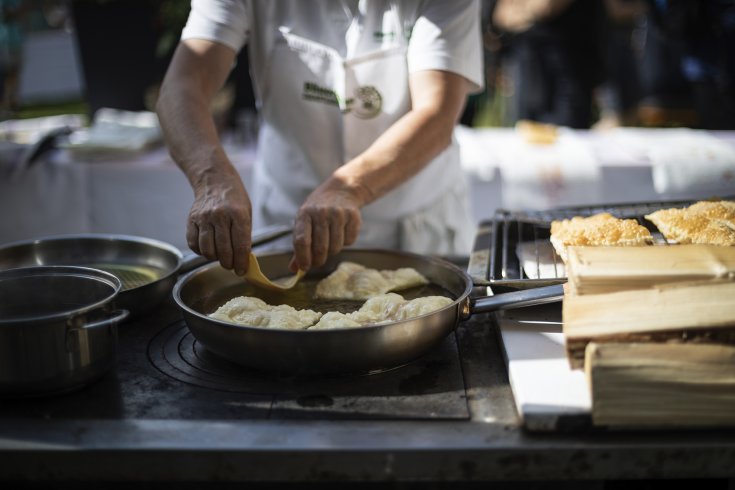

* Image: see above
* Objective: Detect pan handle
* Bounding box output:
[251,224,293,248]
[470,284,565,314]
[68,309,130,332]
[177,225,294,275]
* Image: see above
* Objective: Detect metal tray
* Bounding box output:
[468,197,734,291]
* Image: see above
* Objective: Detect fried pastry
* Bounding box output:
[516,119,558,145]
[550,212,654,262]
[645,200,735,246]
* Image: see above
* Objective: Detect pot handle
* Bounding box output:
[469,284,565,314]
[178,225,294,275]
[66,310,129,353]
[76,309,130,330]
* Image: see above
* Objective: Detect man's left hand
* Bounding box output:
[290,185,363,271]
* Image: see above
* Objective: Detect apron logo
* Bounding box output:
[349,86,382,119]
[302,82,340,107]
[373,31,396,42]
[302,82,382,119]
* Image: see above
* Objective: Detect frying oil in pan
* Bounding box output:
[86,263,167,291]
[197,276,454,317]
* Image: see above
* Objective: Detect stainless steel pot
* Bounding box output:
[173,248,563,376]
[0,234,183,320]
[0,227,292,320]
[0,266,128,398]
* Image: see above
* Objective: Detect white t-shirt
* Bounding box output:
[181,0,484,254]
[182,0,485,96]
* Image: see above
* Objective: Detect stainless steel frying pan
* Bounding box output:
[173,248,564,375]
[0,226,293,320]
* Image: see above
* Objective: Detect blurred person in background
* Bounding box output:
[593,0,647,129]
[639,0,735,129]
[156,0,485,275]
[492,0,606,129]
[468,0,519,127]
[0,0,29,117]
[633,2,696,127]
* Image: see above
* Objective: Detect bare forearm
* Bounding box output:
[328,106,458,205]
[156,40,239,191]
[324,70,469,206]
[156,39,252,274]
[157,80,237,191]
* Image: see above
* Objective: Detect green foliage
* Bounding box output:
[16,100,88,119]
[152,0,190,58]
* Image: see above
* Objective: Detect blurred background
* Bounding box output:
[1,0,734,250]
[0,0,256,127]
[2,0,733,130]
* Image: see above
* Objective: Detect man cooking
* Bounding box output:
[156,0,485,275]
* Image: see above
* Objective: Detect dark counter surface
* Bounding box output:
[0,294,733,485]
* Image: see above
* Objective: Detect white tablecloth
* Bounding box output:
[0,141,255,251]
[461,127,735,224]
[2,127,733,250]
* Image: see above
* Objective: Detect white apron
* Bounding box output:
[251,2,475,255]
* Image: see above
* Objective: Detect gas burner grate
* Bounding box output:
[147,320,276,393]
[146,320,471,420]
[468,197,732,290]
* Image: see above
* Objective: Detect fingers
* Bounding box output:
[344,212,361,246]
[310,213,330,268]
[292,206,362,271]
[292,216,313,271]
[230,216,251,275]
[213,221,233,270]
[328,215,344,256]
[198,223,216,261]
[186,221,201,255]
[187,200,252,274]
[212,209,247,272]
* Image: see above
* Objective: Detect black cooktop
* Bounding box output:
[0,298,471,421]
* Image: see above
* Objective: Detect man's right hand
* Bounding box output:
[187,168,252,276]
[155,38,249,274]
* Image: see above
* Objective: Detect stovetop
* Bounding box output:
[2,257,733,484]
[0,295,484,422]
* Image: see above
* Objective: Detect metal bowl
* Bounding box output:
[0,266,128,398]
[0,234,186,320]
